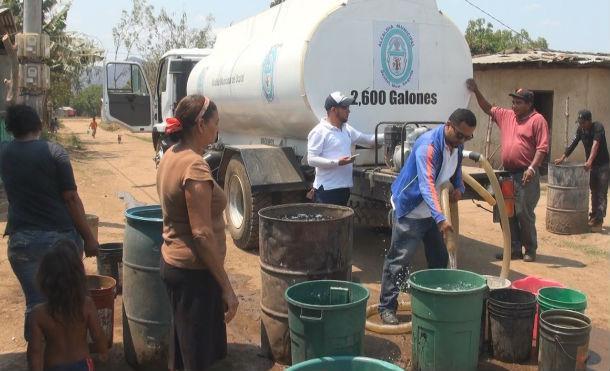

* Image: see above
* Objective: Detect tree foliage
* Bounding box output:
[1,0,104,107]
[70,84,101,117]
[112,0,215,94]
[465,18,549,56]
[270,0,286,7]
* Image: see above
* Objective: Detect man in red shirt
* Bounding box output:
[467,79,549,262]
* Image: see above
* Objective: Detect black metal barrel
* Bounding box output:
[546,164,589,234]
[258,203,354,364]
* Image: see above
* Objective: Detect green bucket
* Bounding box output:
[537,287,587,313]
[285,280,369,365]
[287,356,403,371]
[408,269,488,371]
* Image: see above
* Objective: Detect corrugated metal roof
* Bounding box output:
[473,50,610,68]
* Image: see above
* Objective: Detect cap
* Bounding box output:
[325,91,354,110]
[577,109,592,122]
[509,88,534,103]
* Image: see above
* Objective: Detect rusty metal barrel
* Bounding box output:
[546,163,589,234]
[258,203,354,365]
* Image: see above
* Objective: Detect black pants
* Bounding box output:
[590,164,609,221]
[160,258,227,370]
[314,186,351,206]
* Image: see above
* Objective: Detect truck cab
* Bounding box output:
[102,48,211,150]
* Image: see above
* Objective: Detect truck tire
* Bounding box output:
[224,156,271,250]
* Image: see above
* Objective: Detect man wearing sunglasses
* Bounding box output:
[378,108,476,325]
[467,79,549,262]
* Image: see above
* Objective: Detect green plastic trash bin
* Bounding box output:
[285,280,369,365]
[408,269,488,371]
[287,356,403,371]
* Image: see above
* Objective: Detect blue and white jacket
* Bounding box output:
[391,125,466,223]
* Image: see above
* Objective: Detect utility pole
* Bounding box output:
[19,0,49,123]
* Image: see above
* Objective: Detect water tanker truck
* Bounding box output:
[103,0,486,250]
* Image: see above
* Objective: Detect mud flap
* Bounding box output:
[219,145,307,193]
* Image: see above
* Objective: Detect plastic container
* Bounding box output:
[480,275,511,354]
[408,269,487,371]
[86,274,116,350]
[487,289,537,363]
[538,309,591,371]
[287,356,403,371]
[537,287,587,313]
[511,276,565,293]
[483,275,511,290]
[96,243,123,293]
[123,205,169,370]
[285,280,369,365]
[511,276,565,346]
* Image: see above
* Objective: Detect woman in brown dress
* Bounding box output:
[156,95,238,370]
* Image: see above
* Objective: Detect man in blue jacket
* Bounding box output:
[379,108,477,325]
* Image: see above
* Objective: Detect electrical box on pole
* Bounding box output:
[16,33,50,60]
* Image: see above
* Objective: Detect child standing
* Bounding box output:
[89,117,97,139]
[27,240,108,371]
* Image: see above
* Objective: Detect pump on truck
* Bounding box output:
[103,0,492,250]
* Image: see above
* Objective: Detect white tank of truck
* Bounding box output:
[187,0,472,156]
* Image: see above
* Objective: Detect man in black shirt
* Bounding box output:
[555,109,609,231]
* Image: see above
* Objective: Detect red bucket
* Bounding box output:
[87,275,117,350]
[511,276,564,350]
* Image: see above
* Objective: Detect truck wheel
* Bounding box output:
[224,156,271,250]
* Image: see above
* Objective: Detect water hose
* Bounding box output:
[365,301,412,334]
[463,173,496,207]
[440,183,459,269]
[463,151,511,279]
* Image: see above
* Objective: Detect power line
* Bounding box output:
[463,0,535,44]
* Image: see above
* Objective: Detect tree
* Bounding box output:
[465,18,549,55]
[1,0,104,108]
[270,0,286,6]
[111,0,215,94]
[70,84,101,117]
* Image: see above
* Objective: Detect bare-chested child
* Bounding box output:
[89,117,97,139]
[27,240,108,371]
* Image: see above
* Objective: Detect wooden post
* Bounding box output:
[565,96,570,147]
[484,114,493,159]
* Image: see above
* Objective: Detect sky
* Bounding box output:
[65,0,610,59]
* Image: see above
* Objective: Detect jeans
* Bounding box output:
[590,164,609,221]
[314,186,351,206]
[379,215,448,312]
[7,229,83,341]
[508,171,540,254]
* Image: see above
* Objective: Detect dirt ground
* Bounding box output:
[1,118,608,370]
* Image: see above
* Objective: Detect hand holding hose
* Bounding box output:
[450,189,462,203]
[438,220,454,235]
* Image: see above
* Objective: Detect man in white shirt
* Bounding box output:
[307,91,376,206]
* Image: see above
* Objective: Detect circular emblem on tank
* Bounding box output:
[262,45,280,102]
[380,26,414,87]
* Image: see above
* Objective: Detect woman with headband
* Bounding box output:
[156,95,239,370]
